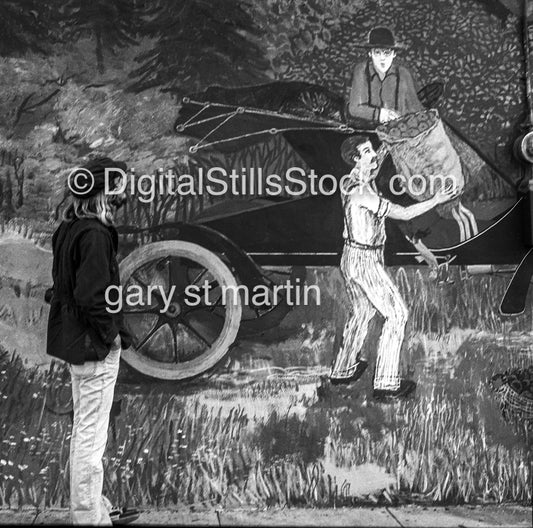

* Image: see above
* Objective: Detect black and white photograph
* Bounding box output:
[0,0,532,525]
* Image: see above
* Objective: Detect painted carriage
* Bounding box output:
[115,4,533,383]
[115,99,532,381]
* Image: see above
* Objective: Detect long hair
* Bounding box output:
[63,190,115,226]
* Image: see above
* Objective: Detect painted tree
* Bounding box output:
[1,171,15,219]
[129,0,269,94]
[0,0,57,56]
[62,0,140,74]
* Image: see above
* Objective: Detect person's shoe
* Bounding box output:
[330,360,368,385]
[110,508,141,525]
[373,380,416,401]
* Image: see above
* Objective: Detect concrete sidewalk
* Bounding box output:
[0,504,530,526]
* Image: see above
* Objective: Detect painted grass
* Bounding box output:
[0,270,531,508]
[394,267,532,335]
[0,347,530,510]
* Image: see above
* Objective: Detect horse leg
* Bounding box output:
[451,204,468,241]
[458,202,478,236]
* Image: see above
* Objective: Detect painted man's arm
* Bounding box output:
[348,180,455,221]
[387,183,458,220]
[387,196,439,221]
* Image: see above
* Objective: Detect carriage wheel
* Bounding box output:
[119,241,242,380]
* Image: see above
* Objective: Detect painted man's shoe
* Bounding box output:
[110,508,141,525]
[373,379,417,400]
[330,360,368,385]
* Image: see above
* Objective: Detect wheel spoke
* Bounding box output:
[167,256,189,294]
[122,306,161,316]
[174,267,209,299]
[186,303,225,320]
[130,269,165,307]
[131,270,150,289]
[135,319,166,349]
[170,324,180,363]
[203,279,220,296]
[180,320,211,348]
[205,293,222,311]
[190,268,208,287]
[180,318,213,347]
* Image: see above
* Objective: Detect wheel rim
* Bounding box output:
[119,241,242,380]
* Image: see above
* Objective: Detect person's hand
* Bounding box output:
[433,183,459,205]
[379,108,400,123]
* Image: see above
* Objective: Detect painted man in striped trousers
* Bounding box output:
[330,135,456,399]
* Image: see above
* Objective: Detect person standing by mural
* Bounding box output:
[347,27,423,126]
[329,136,457,399]
[45,158,136,525]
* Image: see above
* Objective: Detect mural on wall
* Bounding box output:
[0,0,532,520]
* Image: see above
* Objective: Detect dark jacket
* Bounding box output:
[46,217,131,364]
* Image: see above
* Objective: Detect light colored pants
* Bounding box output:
[69,347,120,525]
[330,245,408,390]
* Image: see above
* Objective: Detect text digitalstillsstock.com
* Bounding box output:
[68,166,460,202]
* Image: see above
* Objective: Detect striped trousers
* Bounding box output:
[330,243,408,390]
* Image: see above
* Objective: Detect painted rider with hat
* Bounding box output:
[348,27,423,126]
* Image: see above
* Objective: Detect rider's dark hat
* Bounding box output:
[358,27,404,50]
